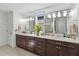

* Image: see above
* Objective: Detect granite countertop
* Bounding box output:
[16,32,79,44]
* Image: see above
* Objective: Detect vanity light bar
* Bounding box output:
[26,17,35,21]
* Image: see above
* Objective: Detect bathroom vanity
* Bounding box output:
[16,33,79,56]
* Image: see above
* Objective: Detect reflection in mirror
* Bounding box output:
[52,13,56,18]
[25,16,35,34]
[55,10,68,35]
[63,11,67,16]
[45,9,73,36]
[69,9,75,16]
[47,14,52,19]
[45,14,53,34]
[55,17,67,34]
[58,11,61,17]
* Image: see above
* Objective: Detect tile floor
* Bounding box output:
[0,46,37,56]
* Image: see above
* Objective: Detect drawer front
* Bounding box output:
[16,35,26,39]
[61,42,78,48]
[35,38,46,55]
[36,39,46,49]
[36,38,45,42]
[47,39,78,48]
[36,43,45,49]
[35,47,46,56]
[47,39,62,45]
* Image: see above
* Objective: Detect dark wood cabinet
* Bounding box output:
[16,35,26,49]
[58,45,74,56]
[47,39,79,56]
[35,38,46,56]
[16,35,36,52]
[16,34,79,56]
[47,44,58,56]
[26,36,36,52]
[16,35,46,55]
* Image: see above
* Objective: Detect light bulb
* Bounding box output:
[69,9,74,16]
[63,11,67,16]
[52,13,56,18]
[58,12,61,17]
[48,14,51,19]
[27,18,29,21]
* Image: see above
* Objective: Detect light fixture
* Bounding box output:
[52,13,56,18]
[29,17,34,21]
[47,14,51,19]
[69,9,75,16]
[19,19,26,23]
[29,17,32,20]
[63,11,67,16]
[27,17,30,21]
[32,17,34,20]
[26,18,28,21]
[58,12,61,17]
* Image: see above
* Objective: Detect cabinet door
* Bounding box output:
[35,38,46,56]
[47,44,58,56]
[26,36,36,52]
[16,35,19,46]
[21,38,26,49]
[16,35,21,47]
[58,46,78,56]
[25,36,29,49]
[16,35,26,49]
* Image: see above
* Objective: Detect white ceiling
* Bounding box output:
[0,3,56,13]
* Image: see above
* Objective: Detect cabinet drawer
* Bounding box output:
[35,47,45,56]
[16,35,26,39]
[36,38,45,42]
[61,42,78,48]
[36,42,45,48]
[47,39,78,48]
[47,39,62,45]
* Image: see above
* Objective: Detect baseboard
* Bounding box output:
[0,43,7,46]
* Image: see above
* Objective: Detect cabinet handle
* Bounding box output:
[56,46,59,49]
[58,46,61,49]
[56,42,61,45]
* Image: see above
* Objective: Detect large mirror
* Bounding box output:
[18,8,78,37]
[16,16,35,34]
[44,9,76,35]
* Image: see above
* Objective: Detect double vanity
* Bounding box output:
[16,33,79,56]
[15,4,79,56]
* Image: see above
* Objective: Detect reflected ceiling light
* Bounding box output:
[52,13,56,18]
[69,9,75,16]
[27,18,29,21]
[19,19,26,23]
[58,12,61,17]
[29,17,32,20]
[26,18,28,21]
[32,17,34,20]
[30,17,34,21]
[63,11,67,16]
[48,14,51,18]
